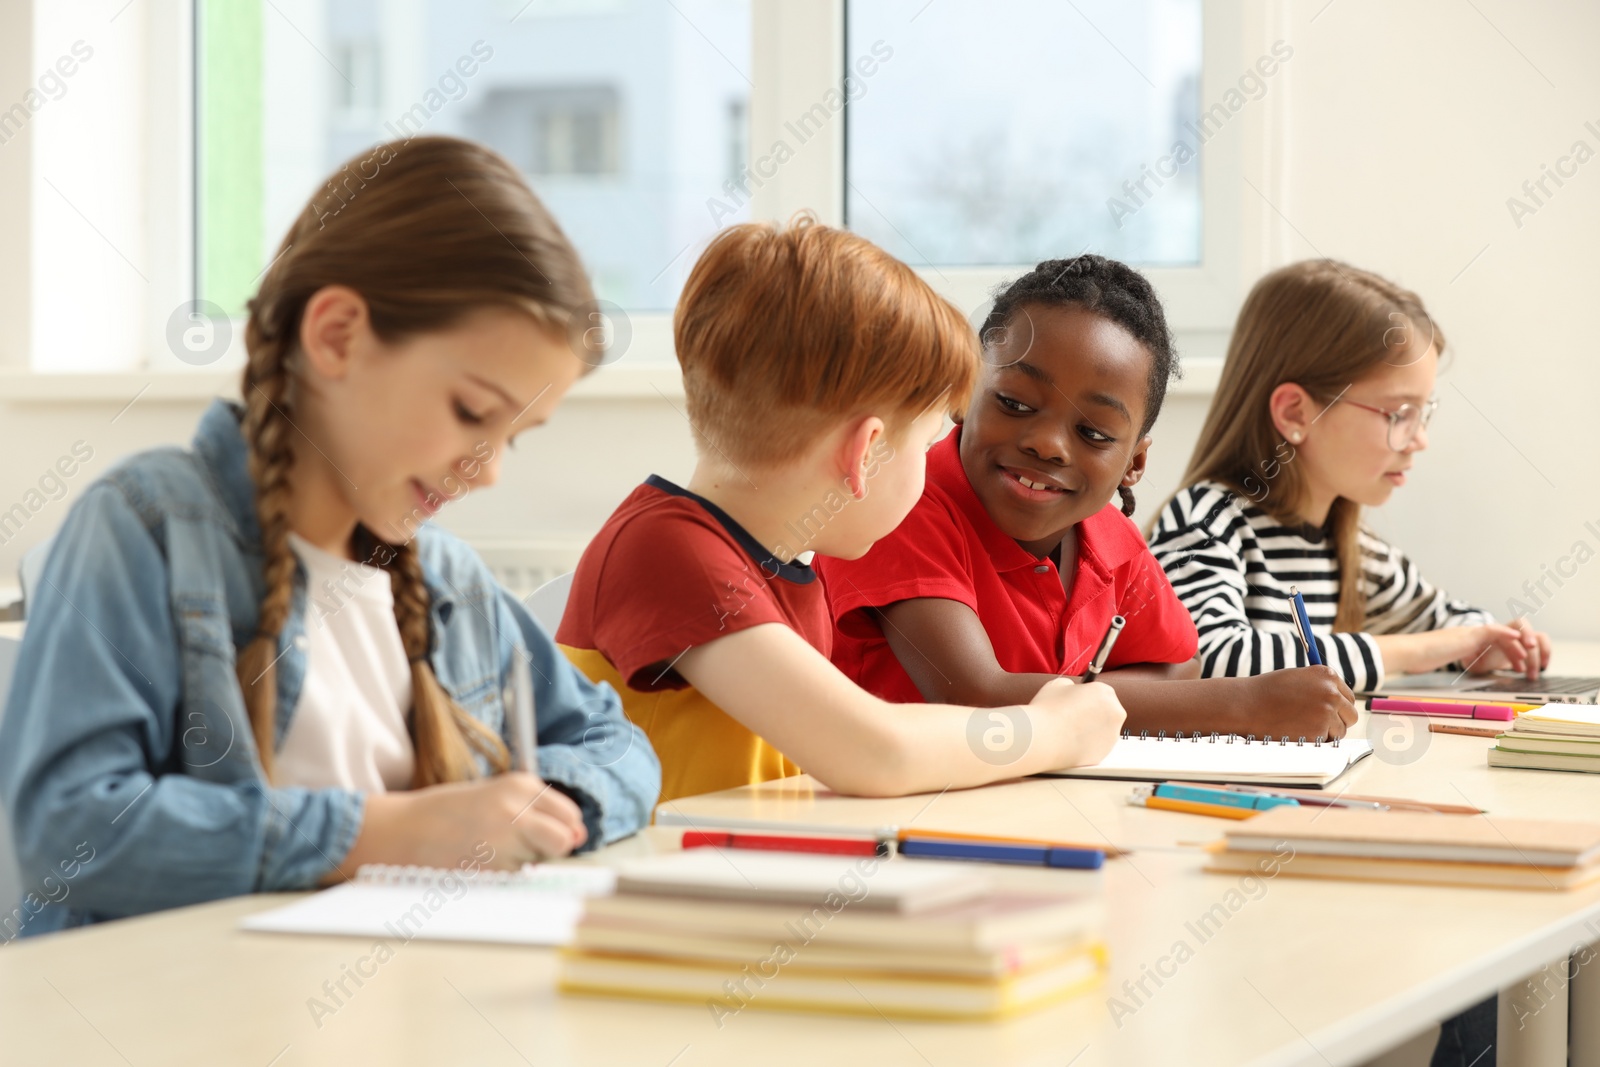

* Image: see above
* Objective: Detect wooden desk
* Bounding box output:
[656,738,1600,1067]
[6,644,1600,1067]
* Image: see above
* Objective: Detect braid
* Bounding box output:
[380,535,510,785]
[231,135,596,789]
[1117,485,1137,517]
[234,316,301,781]
[236,248,511,788]
[981,254,1180,435]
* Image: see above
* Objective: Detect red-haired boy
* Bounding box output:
[557,217,1125,803]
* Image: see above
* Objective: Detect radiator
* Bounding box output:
[469,538,589,601]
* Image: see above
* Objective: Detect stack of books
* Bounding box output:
[1490,705,1600,773]
[1206,806,1600,890]
[558,849,1107,1020]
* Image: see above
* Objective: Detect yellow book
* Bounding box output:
[559,942,1107,1021]
[580,889,1104,952]
[572,919,1094,977]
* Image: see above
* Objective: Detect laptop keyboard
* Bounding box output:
[1472,676,1600,695]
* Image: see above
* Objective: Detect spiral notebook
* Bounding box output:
[240,863,617,946]
[1041,734,1372,788]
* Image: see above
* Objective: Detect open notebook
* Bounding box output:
[240,864,617,946]
[1041,734,1372,788]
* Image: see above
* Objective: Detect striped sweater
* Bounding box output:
[1147,481,1492,692]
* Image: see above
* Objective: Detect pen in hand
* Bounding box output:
[1289,586,1322,667]
[510,653,537,775]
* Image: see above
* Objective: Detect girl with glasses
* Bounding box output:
[1149,259,1548,697]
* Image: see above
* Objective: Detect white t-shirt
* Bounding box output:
[274,533,416,792]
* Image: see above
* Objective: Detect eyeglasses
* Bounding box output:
[1338,396,1439,451]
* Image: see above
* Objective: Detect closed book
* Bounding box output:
[613,850,988,913]
[1494,730,1600,756]
[1514,705,1600,738]
[558,942,1107,1021]
[1220,806,1600,868]
[1490,747,1600,774]
[572,918,1093,977]
[580,890,1104,953]
[1206,848,1600,891]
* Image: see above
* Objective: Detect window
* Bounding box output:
[470,86,621,176]
[333,39,382,118]
[725,98,747,186]
[199,0,752,315]
[5,0,1248,373]
[844,0,1204,268]
[14,1,190,372]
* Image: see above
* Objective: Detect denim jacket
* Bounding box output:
[0,400,658,936]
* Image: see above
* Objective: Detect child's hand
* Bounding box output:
[1031,677,1126,767]
[1376,625,1539,678]
[1466,617,1550,680]
[1238,666,1358,741]
[339,773,588,879]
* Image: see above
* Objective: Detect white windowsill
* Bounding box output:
[0,362,693,404]
[0,355,1224,405]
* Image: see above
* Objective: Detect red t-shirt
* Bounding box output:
[556,476,831,803]
[816,428,1197,702]
[557,475,832,689]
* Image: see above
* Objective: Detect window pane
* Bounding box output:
[845,0,1202,267]
[200,0,752,316]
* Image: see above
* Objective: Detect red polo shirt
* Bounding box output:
[816,427,1198,702]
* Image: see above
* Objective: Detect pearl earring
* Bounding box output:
[1291,432,1302,443]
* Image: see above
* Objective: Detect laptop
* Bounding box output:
[1367,672,1600,705]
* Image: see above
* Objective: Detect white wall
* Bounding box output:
[2,0,1597,640]
[0,384,702,596]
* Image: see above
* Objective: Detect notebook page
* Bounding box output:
[1521,704,1600,730]
[240,865,616,945]
[1043,736,1372,786]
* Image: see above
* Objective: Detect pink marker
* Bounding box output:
[1368,698,1514,722]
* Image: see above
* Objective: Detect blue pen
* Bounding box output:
[1289,585,1322,666]
[896,837,1105,870]
[1151,783,1300,811]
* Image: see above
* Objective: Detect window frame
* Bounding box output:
[2,0,1283,385]
[750,0,1272,352]
[0,0,196,377]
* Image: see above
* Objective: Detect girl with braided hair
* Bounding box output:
[819,255,1358,740]
[0,137,658,935]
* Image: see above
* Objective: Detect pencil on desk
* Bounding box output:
[1429,722,1505,739]
[894,827,1126,858]
[1130,794,1262,820]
